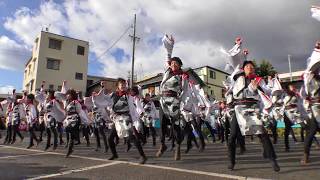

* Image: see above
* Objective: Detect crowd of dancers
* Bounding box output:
[1,6,320,172]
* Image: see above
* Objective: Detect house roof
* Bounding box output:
[136,68,206,87]
[193,65,230,75]
[87,75,118,82]
[41,31,89,43]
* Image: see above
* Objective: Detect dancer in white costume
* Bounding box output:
[156,34,193,161]
[301,40,320,164]
[224,38,279,171]
[107,78,147,164]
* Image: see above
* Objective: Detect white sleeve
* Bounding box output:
[135,97,144,116]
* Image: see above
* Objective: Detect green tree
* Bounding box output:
[254,59,277,78]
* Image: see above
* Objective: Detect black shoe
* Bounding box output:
[27,144,34,149]
[271,160,280,172]
[36,140,41,147]
[104,146,109,153]
[238,148,245,155]
[108,154,118,160]
[126,143,132,152]
[228,163,235,170]
[156,144,167,157]
[10,140,16,144]
[139,156,147,164]
[185,145,192,154]
[199,144,205,152]
[66,149,74,158]
[74,142,81,145]
[44,145,50,151]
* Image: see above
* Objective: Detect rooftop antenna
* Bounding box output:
[45,24,51,32]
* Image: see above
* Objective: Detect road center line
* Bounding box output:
[0,152,49,159]
[0,145,269,180]
[26,161,121,180]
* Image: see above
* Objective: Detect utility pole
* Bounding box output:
[129,14,140,88]
[288,54,292,82]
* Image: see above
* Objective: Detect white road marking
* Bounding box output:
[26,161,121,180]
[0,145,270,180]
[122,161,248,180]
[0,152,49,159]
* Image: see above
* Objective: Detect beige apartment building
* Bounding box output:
[193,66,229,100]
[23,31,89,96]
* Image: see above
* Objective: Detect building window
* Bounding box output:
[211,90,214,95]
[49,84,54,90]
[32,58,36,72]
[34,38,39,50]
[57,86,62,91]
[75,72,83,80]
[49,38,62,50]
[47,58,60,70]
[30,80,34,92]
[87,80,94,86]
[209,70,216,79]
[77,46,85,55]
[77,91,82,99]
[28,65,32,75]
[222,89,225,98]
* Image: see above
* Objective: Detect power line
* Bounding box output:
[94,25,131,61]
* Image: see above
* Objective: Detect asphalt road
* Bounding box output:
[0,131,319,180]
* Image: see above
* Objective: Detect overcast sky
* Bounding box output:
[0,0,319,93]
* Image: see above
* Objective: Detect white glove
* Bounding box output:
[162,34,174,59]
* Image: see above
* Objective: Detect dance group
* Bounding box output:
[1,7,320,172]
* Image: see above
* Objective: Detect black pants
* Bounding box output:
[46,127,58,147]
[4,124,12,143]
[202,120,216,142]
[108,125,145,157]
[270,119,278,144]
[29,124,39,146]
[284,114,294,150]
[228,113,276,165]
[300,122,306,142]
[94,126,108,150]
[82,125,90,144]
[224,118,230,144]
[144,123,156,145]
[304,117,320,155]
[57,122,64,144]
[160,114,183,146]
[12,124,23,142]
[39,121,45,141]
[185,119,205,148]
[65,125,77,153]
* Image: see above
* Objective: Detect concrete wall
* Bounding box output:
[23,31,89,94]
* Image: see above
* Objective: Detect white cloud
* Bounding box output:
[0,36,30,70]
[4,2,68,46]
[2,0,320,77]
[0,85,15,94]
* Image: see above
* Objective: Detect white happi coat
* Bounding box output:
[25,104,38,126]
[232,74,271,135]
[110,92,143,138]
[283,92,302,124]
[142,99,157,127]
